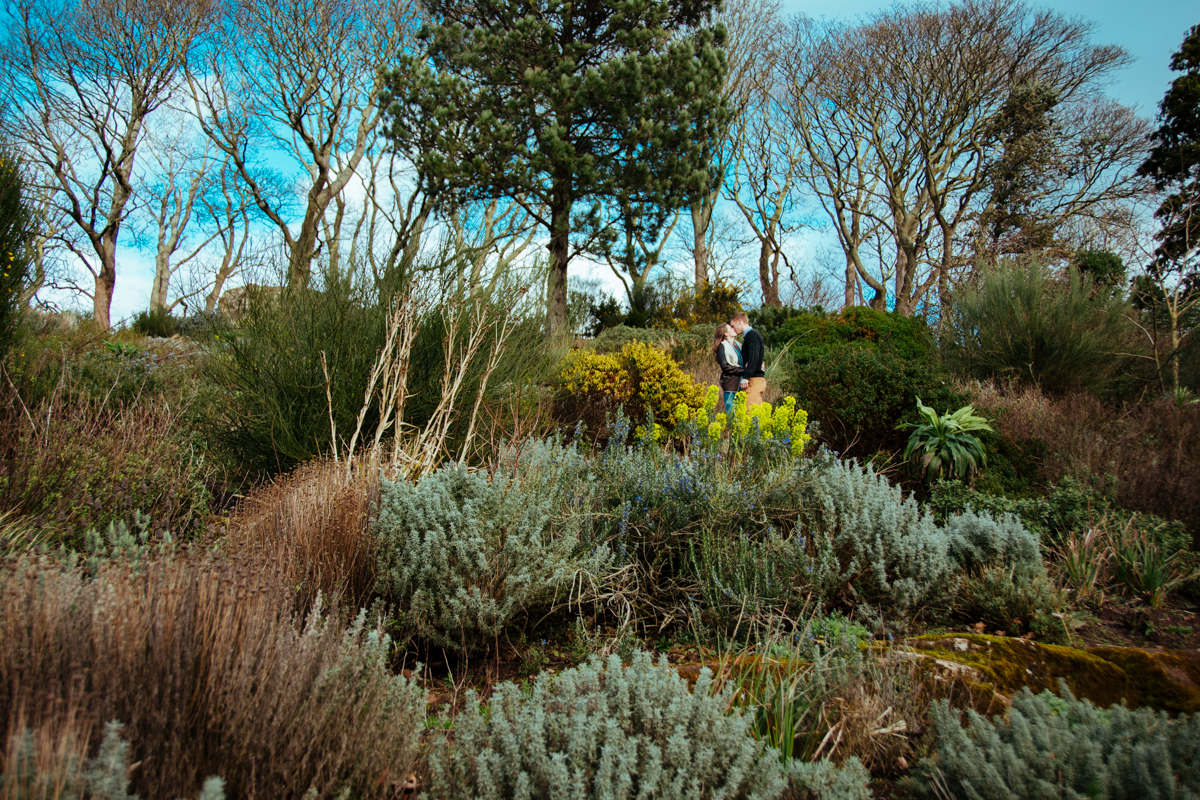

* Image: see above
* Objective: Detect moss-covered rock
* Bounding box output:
[905,634,1200,713]
[1088,647,1200,714]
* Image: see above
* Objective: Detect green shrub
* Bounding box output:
[131,307,180,337]
[788,346,965,457]
[428,651,788,800]
[900,400,993,483]
[374,439,611,652]
[911,686,1200,799]
[943,262,1131,395]
[690,527,809,629]
[954,566,1064,639]
[779,306,935,363]
[0,151,32,361]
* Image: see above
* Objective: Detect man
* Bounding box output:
[730,312,765,406]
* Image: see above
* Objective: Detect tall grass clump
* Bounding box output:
[944,262,1130,395]
[428,651,788,800]
[0,550,424,799]
[0,390,212,546]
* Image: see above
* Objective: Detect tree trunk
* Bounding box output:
[690,201,711,290]
[844,257,857,309]
[151,253,171,313]
[93,237,118,329]
[758,234,781,308]
[546,191,571,337]
[289,202,323,288]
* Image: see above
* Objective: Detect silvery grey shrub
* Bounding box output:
[374,438,611,652]
[427,651,788,800]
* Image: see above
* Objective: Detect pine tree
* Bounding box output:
[0,150,31,359]
[383,0,727,336]
[1140,23,1200,269]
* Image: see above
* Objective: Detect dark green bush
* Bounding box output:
[778,306,935,362]
[943,262,1132,395]
[131,307,179,337]
[0,150,32,362]
[911,686,1200,799]
[788,347,965,457]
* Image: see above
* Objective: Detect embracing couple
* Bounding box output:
[712,312,765,413]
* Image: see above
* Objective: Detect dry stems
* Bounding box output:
[0,550,423,799]
[225,454,380,611]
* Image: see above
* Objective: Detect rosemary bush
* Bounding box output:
[428,651,788,800]
[374,438,610,652]
[787,759,872,800]
[913,686,1200,800]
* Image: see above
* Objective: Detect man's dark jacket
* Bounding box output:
[741,327,765,379]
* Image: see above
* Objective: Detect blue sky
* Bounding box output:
[92,0,1196,320]
[784,0,1195,115]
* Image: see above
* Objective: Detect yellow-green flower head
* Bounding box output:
[703,385,720,415]
[707,421,723,442]
[674,402,690,424]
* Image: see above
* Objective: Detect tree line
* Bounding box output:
[0,0,1195,340]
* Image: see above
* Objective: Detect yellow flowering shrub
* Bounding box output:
[691,392,813,456]
[556,341,704,429]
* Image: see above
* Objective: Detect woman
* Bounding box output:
[712,323,743,413]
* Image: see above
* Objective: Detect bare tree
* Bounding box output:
[725,30,807,308]
[135,111,227,312]
[782,0,1142,317]
[187,0,420,289]
[0,0,216,328]
[689,0,783,290]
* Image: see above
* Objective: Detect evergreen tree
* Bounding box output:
[383,0,727,336]
[1140,23,1200,269]
[0,150,32,359]
[1137,24,1200,390]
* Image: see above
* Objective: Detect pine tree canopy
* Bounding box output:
[1139,23,1200,269]
[383,0,728,335]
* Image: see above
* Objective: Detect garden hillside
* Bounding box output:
[2,0,1200,797]
[1,252,1198,798]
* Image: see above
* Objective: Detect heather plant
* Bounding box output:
[427,651,788,800]
[0,551,424,799]
[912,686,1200,799]
[373,437,611,652]
[0,391,213,546]
[954,566,1064,638]
[1,719,226,800]
[226,454,380,610]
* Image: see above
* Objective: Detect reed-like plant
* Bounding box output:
[1112,533,1195,609]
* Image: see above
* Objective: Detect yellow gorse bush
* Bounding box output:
[558,340,704,426]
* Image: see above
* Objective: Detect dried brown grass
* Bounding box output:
[224,455,379,611]
[0,387,212,544]
[1,697,96,800]
[0,550,423,799]
[970,381,1200,537]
